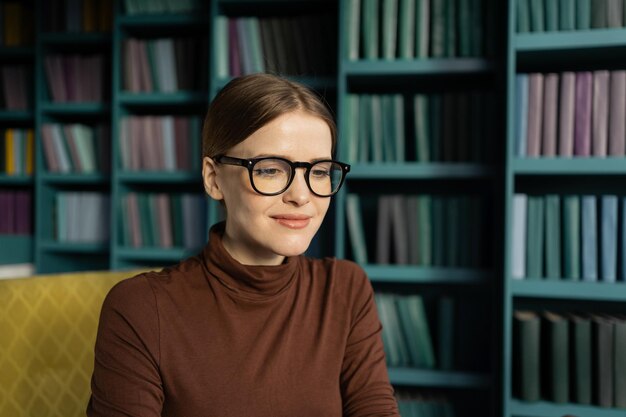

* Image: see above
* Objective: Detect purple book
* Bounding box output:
[592,70,609,157]
[229,18,241,77]
[574,71,593,157]
[14,190,31,234]
[526,73,544,157]
[0,191,7,233]
[542,73,559,157]
[559,72,576,157]
[609,70,626,156]
[5,191,15,234]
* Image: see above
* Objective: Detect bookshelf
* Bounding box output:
[504,1,626,416]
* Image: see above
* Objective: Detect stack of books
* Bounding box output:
[44,54,104,102]
[0,65,30,110]
[517,0,626,32]
[41,123,109,174]
[0,128,34,176]
[0,190,31,234]
[55,192,110,243]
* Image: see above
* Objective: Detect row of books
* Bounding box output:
[342,92,494,163]
[42,124,110,174]
[43,0,113,33]
[517,0,626,32]
[0,129,34,176]
[0,190,31,234]
[395,392,455,417]
[55,192,110,243]
[122,0,201,15]
[513,310,626,408]
[123,38,206,93]
[120,193,207,250]
[1,65,30,110]
[346,0,489,61]
[516,71,626,158]
[1,2,34,46]
[44,54,104,103]
[376,293,454,370]
[346,194,487,268]
[215,15,336,78]
[512,194,626,282]
[119,116,201,172]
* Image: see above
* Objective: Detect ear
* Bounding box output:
[202,157,224,201]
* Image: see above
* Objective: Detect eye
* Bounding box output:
[254,167,285,177]
[311,168,331,178]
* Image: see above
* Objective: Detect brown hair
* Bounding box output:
[202,73,337,159]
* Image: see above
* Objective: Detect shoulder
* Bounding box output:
[302,256,373,302]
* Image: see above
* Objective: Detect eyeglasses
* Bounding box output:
[214,155,350,197]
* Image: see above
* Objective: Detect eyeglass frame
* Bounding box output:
[213,155,351,197]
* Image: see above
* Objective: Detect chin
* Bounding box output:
[272,236,314,257]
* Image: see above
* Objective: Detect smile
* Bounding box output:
[272,215,312,229]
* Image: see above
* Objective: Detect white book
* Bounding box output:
[512,194,528,279]
[51,125,72,173]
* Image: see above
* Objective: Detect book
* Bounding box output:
[382,0,398,60]
[526,73,543,157]
[581,195,598,282]
[600,195,618,283]
[558,72,576,157]
[542,311,569,403]
[376,196,392,264]
[592,314,614,407]
[517,0,531,32]
[529,0,545,31]
[562,195,580,280]
[362,0,380,59]
[592,70,609,157]
[437,296,454,371]
[515,74,529,157]
[544,195,561,279]
[415,0,430,57]
[398,0,415,58]
[512,194,527,279]
[574,71,592,156]
[347,0,361,60]
[541,73,558,156]
[570,314,592,405]
[614,315,626,408]
[389,195,409,264]
[544,0,558,31]
[591,0,609,28]
[513,310,541,401]
[607,0,624,27]
[576,0,591,29]
[609,71,626,156]
[396,294,435,368]
[527,195,545,278]
[346,194,368,264]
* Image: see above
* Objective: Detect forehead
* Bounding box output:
[229,111,333,160]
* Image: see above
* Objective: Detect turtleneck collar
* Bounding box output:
[202,222,300,301]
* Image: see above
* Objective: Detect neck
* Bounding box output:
[221,231,286,266]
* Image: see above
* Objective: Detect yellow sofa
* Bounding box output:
[0,269,146,417]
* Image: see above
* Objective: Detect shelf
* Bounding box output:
[40,102,110,115]
[0,110,34,122]
[40,173,109,185]
[347,163,494,179]
[116,246,199,262]
[388,368,491,389]
[118,91,207,106]
[0,46,34,58]
[0,175,34,185]
[343,59,494,77]
[0,235,33,264]
[511,279,626,302]
[365,265,491,285]
[515,28,626,51]
[117,171,200,184]
[509,399,626,417]
[39,241,109,254]
[40,32,111,46]
[512,158,626,175]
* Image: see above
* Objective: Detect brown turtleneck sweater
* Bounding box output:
[87,223,399,416]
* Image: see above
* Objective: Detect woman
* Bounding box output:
[88,74,399,416]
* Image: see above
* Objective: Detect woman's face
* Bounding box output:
[205,110,333,265]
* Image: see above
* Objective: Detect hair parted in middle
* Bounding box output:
[201,73,337,160]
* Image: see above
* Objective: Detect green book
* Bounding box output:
[146,40,160,92]
[470,0,483,56]
[513,310,541,402]
[382,0,398,60]
[517,0,531,32]
[375,293,399,366]
[137,193,153,247]
[345,94,359,163]
[398,0,416,58]
[396,294,435,368]
[414,94,430,162]
[358,95,371,162]
[562,195,580,280]
[429,95,442,161]
[592,314,614,407]
[362,0,380,59]
[430,0,445,57]
[418,195,433,266]
[444,0,456,57]
[346,194,369,264]
[432,196,444,266]
[393,95,405,162]
[446,196,459,267]
[591,0,608,28]
[544,195,561,279]
[215,15,229,78]
[346,0,362,61]
[614,315,626,408]
[542,311,569,403]
[526,195,545,279]
[370,95,384,162]
[381,95,396,162]
[529,0,545,31]
[576,0,591,29]
[570,314,592,405]
[457,0,471,56]
[437,296,454,370]
[544,0,558,31]
[415,0,430,58]
[559,0,575,30]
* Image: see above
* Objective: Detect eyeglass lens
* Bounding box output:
[251,159,344,196]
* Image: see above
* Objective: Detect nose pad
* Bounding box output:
[282,168,311,203]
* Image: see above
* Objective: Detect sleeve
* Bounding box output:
[87,275,164,417]
[340,264,400,417]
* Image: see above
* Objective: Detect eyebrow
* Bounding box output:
[252,154,333,163]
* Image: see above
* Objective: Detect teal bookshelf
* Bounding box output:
[503,2,626,417]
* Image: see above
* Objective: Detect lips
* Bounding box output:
[271,214,312,229]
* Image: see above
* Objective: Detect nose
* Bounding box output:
[282,168,311,206]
